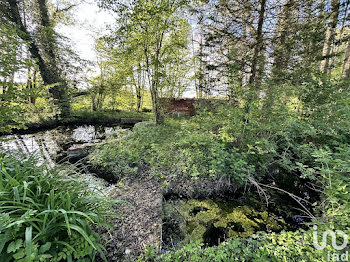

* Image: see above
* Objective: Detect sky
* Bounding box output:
[56,1,196,97]
[57,1,115,62]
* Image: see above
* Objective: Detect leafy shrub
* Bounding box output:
[140,227,350,262]
[0,153,117,262]
[136,103,350,262]
[90,118,254,186]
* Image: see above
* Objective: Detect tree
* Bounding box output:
[0,23,33,131]
[320,0,340,74]
[100,0,190,124]
[342,39,350,77]
[248,0,266,90]
[271,0,295,82]
[0,0,79,117]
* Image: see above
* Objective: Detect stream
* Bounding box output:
[0,125,123,165]
[0,125,125,194]
[0,124,315,255]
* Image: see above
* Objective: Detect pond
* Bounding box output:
[162,196,302,250]
[0,125,127,195]
[0,123,315,256]
[0,125,124,166]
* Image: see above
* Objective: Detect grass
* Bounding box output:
[0,152,119,262]
[71,109,152,122]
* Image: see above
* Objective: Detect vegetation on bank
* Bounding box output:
[139,230,337,262]
[0,153,117,262]
[130,117,350,261]
[90,83,350,260]
[1,0,350,260]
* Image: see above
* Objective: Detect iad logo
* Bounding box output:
[313,225,348,250]
[313,225,349,261]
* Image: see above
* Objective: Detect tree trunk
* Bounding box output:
[135,63,143,112]
[143,29,164,125]
[136,88,142,112]
[244,0,267,119]
[6,0,70,117]
[26,69,37,104]
[342,39,350,78]
[31,70,37,104]
[91,95,97,111]
[320,0,340,74]
[152,49,163,125]
[248,0,266,88]
[198,34,204,98]
[272,0,294,81]
[36,0,70,117]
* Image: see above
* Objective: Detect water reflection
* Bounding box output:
[0,125,121,165]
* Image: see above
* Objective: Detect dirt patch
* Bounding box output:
[98,178,163,261]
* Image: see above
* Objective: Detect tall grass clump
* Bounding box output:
[0,152,117,262]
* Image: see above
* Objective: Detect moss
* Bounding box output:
[177,199,220,223]
[163,198,287,247]
[214,206,285,237]
[184,224,207,243]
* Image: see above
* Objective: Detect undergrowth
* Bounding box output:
[90,87,350,261]
[0,153,118,262]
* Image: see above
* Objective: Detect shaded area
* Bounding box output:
[1,115,144,136]
[162,196,305,249]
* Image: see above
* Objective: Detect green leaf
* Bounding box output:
[39,242,51,254]
[69,224,96,249]
[7,239,23,253]
[39,254,53,261]
[0,231,10,254]
[25,226,33,257]
[13,249,25,260]
[59,209,71,237]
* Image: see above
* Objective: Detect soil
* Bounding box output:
[98,177,163,261]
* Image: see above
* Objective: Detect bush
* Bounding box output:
[139,230,339,262]
[90,118,254,186]
[136,104,350,262]
[0,153,117,262]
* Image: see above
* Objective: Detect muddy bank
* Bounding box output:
[87,162,316,261]
[1,117,145,136]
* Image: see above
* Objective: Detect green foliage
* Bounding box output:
[139,230,339,262]
[0,153,118,261]
[99,0,191,123]
[90,118,253,185]
[92,80,350,261]
[90,79,350,189]
[0,24,35,132]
